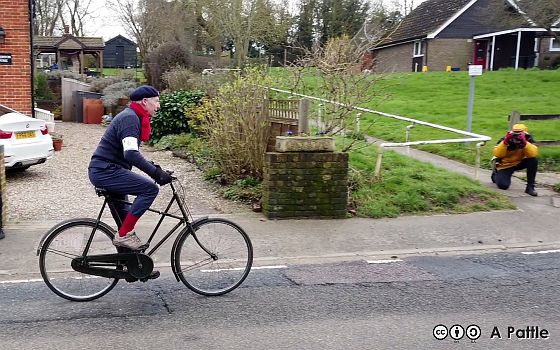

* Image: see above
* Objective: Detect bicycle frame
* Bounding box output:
[80,181,215,268]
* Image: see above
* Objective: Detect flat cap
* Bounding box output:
[130,85,159,101]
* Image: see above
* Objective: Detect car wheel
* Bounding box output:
[7,166,30,173]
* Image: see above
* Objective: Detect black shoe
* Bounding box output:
[525,185,538,197]
[0,229,4,240]
[140,270,160,282]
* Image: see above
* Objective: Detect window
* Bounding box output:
[550,38,560,52]
[413,41,423,57]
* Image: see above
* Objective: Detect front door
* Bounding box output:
[473,40,487,69]
[116,46,124,68]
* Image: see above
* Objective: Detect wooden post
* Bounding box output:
[509,110,521,130]
[298,98,309,135]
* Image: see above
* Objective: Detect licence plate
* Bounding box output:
[16,131,36,139]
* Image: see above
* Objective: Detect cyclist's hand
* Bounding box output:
[152,165,173,186]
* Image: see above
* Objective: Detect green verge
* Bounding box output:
[270,68,560,172]
[347,142,515,218]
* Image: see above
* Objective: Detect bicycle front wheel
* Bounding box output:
[174,218,253,296]
[39,219,119,302]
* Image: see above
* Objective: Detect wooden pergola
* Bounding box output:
[34,33,104,75]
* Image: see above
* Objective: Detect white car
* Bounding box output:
[0,112,54,171]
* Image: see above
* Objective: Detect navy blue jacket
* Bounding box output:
[89,107,156,176]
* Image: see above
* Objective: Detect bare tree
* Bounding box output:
[203,0,291,67]
[59,0,94,36]
[351,0,402,54]
[107,0,196,61]
[34,0,64,35]
[389,0,416,16]
[289,35,388,151]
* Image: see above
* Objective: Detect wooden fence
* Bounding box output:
[265,98,309,151]
[509,110,560,146]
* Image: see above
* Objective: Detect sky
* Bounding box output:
[88,2,130,41]
[86,0,429,41]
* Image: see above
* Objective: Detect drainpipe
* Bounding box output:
[29,0,36,118]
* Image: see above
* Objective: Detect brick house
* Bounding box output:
[0,0,33,116]
[370,0,560,73]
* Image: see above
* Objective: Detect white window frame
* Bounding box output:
[550,38,560,52]
[413,40,423,57]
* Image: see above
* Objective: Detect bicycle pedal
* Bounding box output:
[140,270,160,282]
[125,276,138,283]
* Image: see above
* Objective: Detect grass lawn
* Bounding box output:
[271,68,560,172]
[90,67,146,82]
[346,142,515,217]
[157,68,558,219]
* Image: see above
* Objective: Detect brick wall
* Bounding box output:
[0,0,32,115]
[373,42,415,73]
[374,39,473,72]
[262,152,348,219]
[538,37,560,68]
[427,39,472,71]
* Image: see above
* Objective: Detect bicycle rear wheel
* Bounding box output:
[174,218,253,296]
[39,219,119,301]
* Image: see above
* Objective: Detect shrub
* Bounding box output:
[145,41,191,90]
[89,76,125,93]
[100,81,137,107]
[150,90,205,142]
[34,71,54,100]
[194,66,271,183]
[222,177,262,203]
[162,68,199,92]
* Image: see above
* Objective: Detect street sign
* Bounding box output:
[0,53,12,65]
[466,65,483,135]
[468,65,483,76]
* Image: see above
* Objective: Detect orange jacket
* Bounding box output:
[493,141,538,170]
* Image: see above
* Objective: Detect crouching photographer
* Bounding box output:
[491,123,538,196]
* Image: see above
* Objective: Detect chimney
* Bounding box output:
[64,25,70,34]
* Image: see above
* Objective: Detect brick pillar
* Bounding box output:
[262,152,348,219]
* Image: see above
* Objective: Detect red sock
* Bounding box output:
[119,213,140,237]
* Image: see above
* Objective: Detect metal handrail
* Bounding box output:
[267,87,492,179]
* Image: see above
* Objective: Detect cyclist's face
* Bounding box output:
[142,96,160,117]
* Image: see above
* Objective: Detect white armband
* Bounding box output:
[122,137,139,152]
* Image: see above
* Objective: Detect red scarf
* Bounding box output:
[129,102,151,142]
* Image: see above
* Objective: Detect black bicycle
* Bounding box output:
[36,178,253,302]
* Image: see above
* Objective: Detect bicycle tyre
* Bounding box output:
[174,218,253,296]
[39,219,119,302]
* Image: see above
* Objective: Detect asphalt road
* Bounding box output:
[1,251,559,350]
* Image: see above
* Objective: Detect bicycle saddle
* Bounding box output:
[95,187,117,198]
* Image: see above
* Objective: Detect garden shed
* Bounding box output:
[103,35,137,69]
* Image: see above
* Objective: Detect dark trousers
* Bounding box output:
[89,165,159,229]
[495,157,538,190]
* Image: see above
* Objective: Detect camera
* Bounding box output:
[509,131,523,143]
[507,131,525,149]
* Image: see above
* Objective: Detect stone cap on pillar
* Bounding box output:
[275,136,335,153]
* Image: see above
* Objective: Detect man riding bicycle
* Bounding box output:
[88,85,172,250]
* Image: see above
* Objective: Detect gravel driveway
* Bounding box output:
[5,122,249,223]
